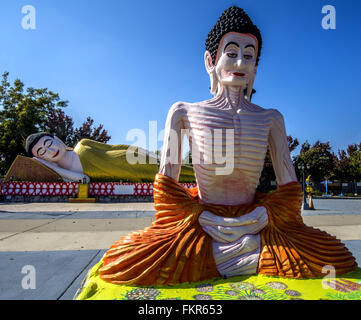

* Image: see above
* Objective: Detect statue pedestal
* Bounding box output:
[74,260,361,300]
[69,184,96,203]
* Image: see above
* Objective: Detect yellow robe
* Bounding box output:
[73,139,195,182]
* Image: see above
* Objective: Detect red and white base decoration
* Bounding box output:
[0,181,197,197]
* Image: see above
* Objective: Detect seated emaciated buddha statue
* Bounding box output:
[96,6,357,285]
[24,133,194,183]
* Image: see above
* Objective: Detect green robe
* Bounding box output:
[73,139,195,183]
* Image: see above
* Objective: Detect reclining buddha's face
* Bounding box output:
[31,135,66,162]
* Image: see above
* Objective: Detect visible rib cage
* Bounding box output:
[181,95,272,205]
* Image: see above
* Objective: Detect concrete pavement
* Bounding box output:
[0,199,360,300]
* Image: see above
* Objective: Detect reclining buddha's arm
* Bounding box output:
[268,109,298,186]
[34,157,90,183]
[158,102,186,182]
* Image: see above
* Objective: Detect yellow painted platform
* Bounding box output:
[69,183,96,203]
[75,260,361,300]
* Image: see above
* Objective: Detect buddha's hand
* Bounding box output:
[198,206,269,243]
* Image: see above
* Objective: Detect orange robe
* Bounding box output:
[98,174,357,285]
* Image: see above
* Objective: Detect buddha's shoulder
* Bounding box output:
[168,99,285,121]
[168,97,220,115]
[248,104,285,118]
[76,138,99,147]
[75,138,110,149]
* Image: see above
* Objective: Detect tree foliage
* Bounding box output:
[0,72,68,174]
[0,72,111,175]
[294,140,336,183]
[333,143,361,182]
[72,116,111,146]
[44,109,75,147]
[45,111,111,148]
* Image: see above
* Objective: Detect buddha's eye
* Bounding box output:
[244,54,253,60]
[46,140,53,147]
[226,52,237,58]
[38,148,46,156]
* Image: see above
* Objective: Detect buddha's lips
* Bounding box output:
[52,150,59,158]
[233,72,245,77]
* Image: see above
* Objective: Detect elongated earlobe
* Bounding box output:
[246,68,257,101]
[204,51,219,95]
[209,71,219,95]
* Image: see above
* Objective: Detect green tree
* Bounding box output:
[0,71,112,175]
[0,72,67,174]
[71,116,110,147]
[349,150,361,181]
[294,140,336,183]
[333,143,361,181]
[44,109,75,147]
[45,110,111,147]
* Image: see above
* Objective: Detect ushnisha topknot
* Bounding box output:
[25,132,54,156]
[206,6,262,66]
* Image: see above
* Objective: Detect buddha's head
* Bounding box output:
[25,132,67,162]
[205,6,262,98]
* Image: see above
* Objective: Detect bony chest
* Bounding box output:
[185,107,271,142]
[231,109,272,139]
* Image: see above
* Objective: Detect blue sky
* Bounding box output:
[1,0,360,157]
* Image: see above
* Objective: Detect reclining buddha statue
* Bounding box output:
[91,6,357,285]
[24,133,195,183]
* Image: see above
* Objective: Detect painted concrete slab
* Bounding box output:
[302,199,361,216]
[0,250,100,300]
[20,218,154,232]
[313,225,361,240]
[0,210,156,220]
[0,212,74,220]
[0,219,55,233]
[0,217,154,251]
[59,249,107,300]
[303,214,361,226]
[344,240,361,267]
[0,202,155,212]
[0,231,131,251]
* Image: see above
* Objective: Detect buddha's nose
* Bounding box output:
[236,58,243,68]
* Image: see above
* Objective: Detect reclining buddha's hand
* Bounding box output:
[198,206,269,243]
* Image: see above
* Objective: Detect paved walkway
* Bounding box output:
[0,199,360,300]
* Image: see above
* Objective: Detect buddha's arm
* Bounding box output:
[34,157,90,183]
[268,110,298,185]
[158,102,186,182]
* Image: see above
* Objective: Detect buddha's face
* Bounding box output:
[207,32,258,89]
[31,136,66,162]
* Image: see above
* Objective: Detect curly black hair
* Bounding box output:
[205,6,262,66]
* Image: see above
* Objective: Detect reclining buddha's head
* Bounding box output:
[25,132,67,162]
[204,6,262,99]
